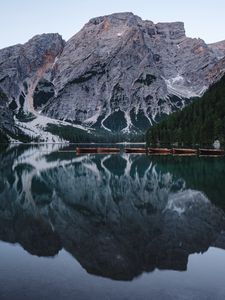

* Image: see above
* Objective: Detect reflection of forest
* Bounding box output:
[150,155,225,209]
[0,145,225,281]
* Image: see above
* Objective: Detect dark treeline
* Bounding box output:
[46,124,145,143]
[0,130,9,144]
[147,75,225,147]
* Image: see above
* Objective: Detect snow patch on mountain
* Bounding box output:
[83,110,101,125]
[15,113,91,143]
[165,75,208,98]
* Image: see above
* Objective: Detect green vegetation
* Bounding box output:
[147,155,225,210]
[0,129,9,144]
[147,75,225,147]
[45,123,144,143]
[130,108,151,130]
[6,128,37,143]
[0,127,35,144]
[45,124,95,142]
[16,111,36,123]
[103,110,127,132]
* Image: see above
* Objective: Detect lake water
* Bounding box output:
[0,144,225,300]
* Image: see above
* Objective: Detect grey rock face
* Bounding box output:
[209,40,225,59]
[0,34,64,111]
[0,33,64,139]
[0,12,225,139]
[42,12,225,132]
[33,78,55,110]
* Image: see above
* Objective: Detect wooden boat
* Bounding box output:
[125,148,147,153]
[199,149,225,156]
[148,148,172,154]
[76,147,98,154]
[97,148,120,153]
[172,148,197,155]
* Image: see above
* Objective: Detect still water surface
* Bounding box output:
[0,144,225,300]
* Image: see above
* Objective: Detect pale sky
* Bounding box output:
[1,0,225,49]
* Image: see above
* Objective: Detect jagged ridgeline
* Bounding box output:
[146,75,225,147]
[0,12,225,143]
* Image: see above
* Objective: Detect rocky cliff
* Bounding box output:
[0,12,225,141]
[0,34,65,142]
[43,12,225,133]
[209,40,225,59]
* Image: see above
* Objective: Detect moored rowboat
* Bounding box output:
[76,148,98,154]
[148,148,172,154]
[97,148,120,153]
[199,149,225,156]
[172,148,197,155]
[125,148,147,153]
[76,147,120,154]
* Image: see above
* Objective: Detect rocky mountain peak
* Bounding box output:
[88,12,140,26]
[208,39,225,59]
[42,13,224,133]
[155,21,186,42]
[0,13,225,141]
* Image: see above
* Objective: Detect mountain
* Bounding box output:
[209,40,225,59]
[0,12,225,142]
[0,33,66,142]
[146,74,225,146]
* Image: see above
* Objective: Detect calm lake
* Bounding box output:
[0,144,225,300]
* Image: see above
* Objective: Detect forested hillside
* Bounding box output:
[147,75,225,147]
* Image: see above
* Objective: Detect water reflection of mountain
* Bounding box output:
[0,145,225,280]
